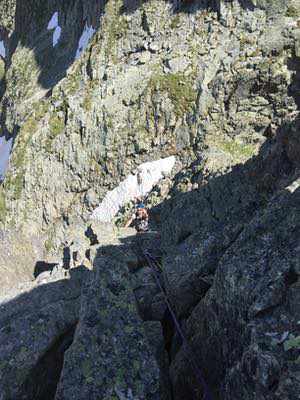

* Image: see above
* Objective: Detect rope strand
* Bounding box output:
[143,250,213,400]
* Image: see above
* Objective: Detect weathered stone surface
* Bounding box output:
[165,56,190,73]
[0,0,15,34]
[295,30,300,57]
[156,122,300,399]
[0,1,299,399]
[0,267,85,400]
[0,226,165,400]
[0,229,45,293]
[1,0,299,246]
[178,181,300,400]
[55,229,160,400]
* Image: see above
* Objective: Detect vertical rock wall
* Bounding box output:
[0,0,298,248]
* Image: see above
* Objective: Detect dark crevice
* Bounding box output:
[141,10,151,35]
[86,46,94,81]
[20,323,77,400]
[178,276,213,321]
[253,304,280,319]
[268,378,279,392]
[287,55,300,110]
[127,258,148,272]
[45,88,53,98]
[85,225,99,246]
[177,230,192,245]
[63,245,71,269]
[285,268,299,286]
[79,124,84,146]
[162,309,176,362]
[161,309,176,400]
[85,248,91,261]
[34,261,59,278]
[64,102,69,127]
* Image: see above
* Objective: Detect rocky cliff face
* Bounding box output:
[0,0,299,237]
[0,0,299,399]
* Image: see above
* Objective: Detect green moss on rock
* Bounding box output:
[170,14,181,29]
[0,188,7,222]
[44,237,53,253]
[82,93,92,111]
[5,173,24,201]
[286,5,300,17]
[149,72,197,116]
[43,113,66,152]
[49,114,65,137]
[4,126,32,200]
[215,138,257,161]
[0,59,5,82]
[3,100,48,204]
[8,49,39,101]
[104,0,129,63]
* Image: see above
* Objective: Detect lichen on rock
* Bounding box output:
[0,0,299,399]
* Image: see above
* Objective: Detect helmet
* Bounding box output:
[137,203,145,209]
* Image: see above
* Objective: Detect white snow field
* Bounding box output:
[47,12,61,47]
[0,41,5,58]
[91,156,176,222]
[75,24,96,59]
[0,137,13,180]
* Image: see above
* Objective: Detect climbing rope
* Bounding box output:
[143,250,213,400]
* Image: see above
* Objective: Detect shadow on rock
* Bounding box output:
[10,0,105,90]
[53,228,165,400]
[120,0,256,16]
[145,115,300,399]
[0,266,89,400]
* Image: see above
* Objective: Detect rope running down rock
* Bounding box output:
[143,250,213,400]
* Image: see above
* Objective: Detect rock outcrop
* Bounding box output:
[0,0,299,399]
[0,226,164,400]
[55,228,162,400]
[0,0,299,241]
[0,266,84,400]
[157,121,300,399]
[0,229,45,293]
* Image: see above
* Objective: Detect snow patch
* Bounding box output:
[91,156,176,223]
[75,24,95,59]
[0,41,5,58]
[52,26,62,47]
[47,12,61,47]
[0,137,13,180]
[47,12,58,30]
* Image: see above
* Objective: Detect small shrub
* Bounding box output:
[286,6,300,18]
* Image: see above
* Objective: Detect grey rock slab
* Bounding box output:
[138,51,152,64]
[0,267,86,400]
[294,29,300,57]
[165,57,190,73]
[0,230,45,293]
[170,182,300,399]
[55,229,160,400]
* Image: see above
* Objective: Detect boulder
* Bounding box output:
[0,267,86,400]
[55,229,161,400]
[0,230,45,294]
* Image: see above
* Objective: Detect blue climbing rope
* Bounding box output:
[143,250,213,400]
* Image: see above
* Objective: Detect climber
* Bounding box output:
[125,202,149,233]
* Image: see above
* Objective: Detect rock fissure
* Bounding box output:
[20,323,77,400]
[0,0,300,399]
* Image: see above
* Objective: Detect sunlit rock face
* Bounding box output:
[0,0,299,237]
[0,1,299,399]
